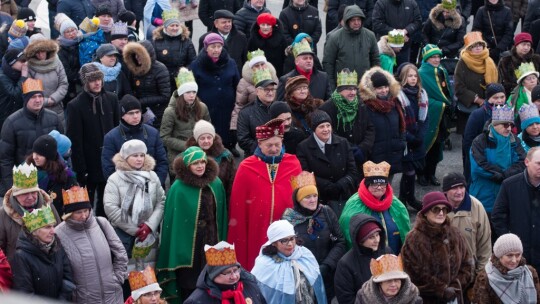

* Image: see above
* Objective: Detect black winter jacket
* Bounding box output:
[277,68,332,101]
[199,28,248,75]
[498,48,540,96]
[422,5,466,59]
[58,44,81,102]
[198,0,243,30]
[233,0,270,40]
[237,98,271,156]
[248,22,288,77]
[279,3,322,45]
[472,0,513,54]
[327,0,374,33]
[372,0,422,38]
[103,70,132,99]
[523,0,540,32]
[57,0,95,27]
[0,65,24,130]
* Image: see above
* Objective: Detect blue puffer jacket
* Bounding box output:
[79,30,106,66]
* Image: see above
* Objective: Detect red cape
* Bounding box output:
[0,249,12,292]
[227,154,301,270]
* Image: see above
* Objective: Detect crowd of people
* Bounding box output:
[1,0,540,302]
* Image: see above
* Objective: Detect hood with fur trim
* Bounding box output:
[152,25,191,41]
[172,154,219,188]
[2,188,53,225]
[24,38,59,60]
[241,60,278,84]
[112,153,157,171]
[429,4,463,31]
[377,36,396,57]
[123,42,153,76]
[359,67,401,101]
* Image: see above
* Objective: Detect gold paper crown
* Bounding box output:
[292,40,313,58]
[387,29,405,47]
[441,0,457,10]
[162,9,180,22]
[290,171,316,190]
[79,17,100,33]
[128,266,158,291]
[337,68,358,87]
[22,78,43,95]
[370,254,404,277]
[252,68,273,86]
[204,241,238,266]
[248,49,265,61]
[62,186,90,205]
[363,161,391,178]
[515,62,537,80]
[22,205,56,232]
[175,67,196,88]
[13,163,38,190]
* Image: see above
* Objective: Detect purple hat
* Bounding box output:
[203,33,224,49]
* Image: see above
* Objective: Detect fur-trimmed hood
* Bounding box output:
[359,67,401,101]
[2,188,53,225]
[241,60,278,84]
[185,133,228,158]
[123,41,153,76]
[152,25,191,41]
[24,38,59,60]
[377,36,396,57]
[112,153,157,171]
[429,4,463,30]
[172,155,219,188]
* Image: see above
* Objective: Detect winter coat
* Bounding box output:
[247,22,288,77]
[102,121,169,185]
[66,90,120,184]
[0,106,63,195]
[189,48,240,145]
[0,189,59,264]
[0,0,16,18]
[462,102,493,182]
[296,134,360,202]
[355,276,423,304]
[472,0,513,55]
[91,0,126,22]
[492,171,540,272]
[104,153,165,236]
[79,30,106,66]
[503,0,527,23]
[0,64,24,129]
[123,41,171,128]
[198,0,242,30]
[398,88,429,163]
[199,27,248,75]
[25,39,69,122]
[335,214,390,304]
[372,0,422,38]
[276,67,332,101]
[152,25,196,90]
[279,3,322,45]
[236,98,271,156]
[523,0,540,32]
[498,47,540,96]
[0,248,11,291]
[323,5,380,91]
[12,231,74,300]
[160,92,211,173]
[185,267,267,303]
[57,43,81,102]
[57,0,95,26]
[55,214,128,304]
[233,0,271,40]
[401,214,474,304]
[422,4,466,59]
[327,0,374,33]
[378,36,397,73]
[99,66,132,99]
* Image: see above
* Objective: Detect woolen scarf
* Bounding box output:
[331,90,358,131]
[58,35,82,47]
[28,56,59,74]
[117,170,153,225]
[221,281,247,304]
[460,49,499,86]
[296,66,313,81]
[258,30,272,38]
[364,97,406,133]
[282,206,325,240]
[99,22,113,32]
[358,179,393,212]
[489,124,512,170]
[486,259,536,304]
[94,62,122,82]
[83,87,105,115]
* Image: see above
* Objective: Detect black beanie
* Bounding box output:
[371,71,389,88]
[120,94,141,116]
[532,85,540,102]
[485,83,505,101]
[442,172,467,192]
[96,4,111,16]
[33,135,58,161]
[118,10,136,25]
[269,101,291,119]
[17,7,36,22]
[310,110,332,130]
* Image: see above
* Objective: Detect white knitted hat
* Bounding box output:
[120,139,147,159]
[193,120,215,140]
[493,233,523,258]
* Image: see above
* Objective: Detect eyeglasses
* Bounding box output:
[278,236,297,245]
[369,183,387,189]
[141,291,162,298]
[258,87,276,93]
[295,86,309,91]
[220,267,241,277]
[430,206,449,214]
[501,122,514,129]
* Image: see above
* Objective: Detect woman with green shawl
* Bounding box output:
[156,146,227,303]
[508,62,539,126]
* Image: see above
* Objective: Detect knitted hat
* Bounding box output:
[162,10,181,28]
[371,71,389,88]
[176,68,198,96]
[257,13,276,26]
[248,49,267,68]
[111,22,129,40]
[57,15,78,35]
[485,83,505,101]
[264,220,295,246]
[17,8,36,22]
[203,33,224,49]
[96,4,112,16]
[269,101,291,119]
[420,191,452,215]
[422,44,442,61]
[62,186,91,214]
[363,161,390,186]
[514,32,533,47]
[464,31,487,50]
[3,48,26,66]
[49,130,72,157]
[370,254,409,283]
[95,43,119,59]
[8,20,27,39]
[33,135,58,161]
[12,163,40,196]
[519,104,540,130]
[120,94,141,116]
[256,118,285,141]
[28,33,46,44]
[491,105,514,125]
[120,139,147,159]
[291,171,318,201]
[128,267,162,301]
[310,110,331,130]
[493,233,523,258]
[533,85,540,102]
[193,120,215,140]
[356,221,381,244]
[22,78,43,103]
[183,146,207,166]
[119,10,136,25]
[285,75,309,97]
[214,9,235,20]
[79,63,104,84]
[8,36,29,50]
[205,241,241,280]
[442,172,466,192]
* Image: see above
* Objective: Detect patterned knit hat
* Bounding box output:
[493,233,523,258]
[519,104,540,130]
[8,20,27,39]
[111,22,129,40]
[183,146,207,166]
[422,44,442,61]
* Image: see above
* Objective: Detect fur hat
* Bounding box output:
[203,33,224,49]
[310,110,331,130]
[421,191,452,215]
[120,139,147,159]
[79,63,104,84]
[49,130,71,157]
[371,71,389,88]
[8,20,27,39]
[493,233,523,258]
[193,120,215,140]
[120,94,141,116]
[442,172,466,192]
[285,75,309,97]
[33,135,58,161]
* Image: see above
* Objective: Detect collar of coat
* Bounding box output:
[429,4,463,30]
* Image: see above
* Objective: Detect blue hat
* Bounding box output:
[519,104,540,130]
[49,130,72,157]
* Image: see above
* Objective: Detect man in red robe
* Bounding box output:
[228,118,302,270]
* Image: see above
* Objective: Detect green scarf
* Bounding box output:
[332,90,358,131]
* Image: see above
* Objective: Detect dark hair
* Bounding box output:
[261,237,304,256]
[25,154,69,184]
[175,93,203,122]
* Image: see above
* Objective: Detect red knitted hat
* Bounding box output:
[514,32,532,47]
[257,13,276,26]
[356,222,381,244]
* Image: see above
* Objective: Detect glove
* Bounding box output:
[153,17,163,26]
[351,145,365,164]
[135,224,152,242]
[491,171,505,183]
[443,286,459,301]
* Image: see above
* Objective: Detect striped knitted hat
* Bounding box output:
[422,44,443,61]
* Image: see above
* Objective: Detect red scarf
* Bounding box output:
[364,97,406,133]
[358,179,393,212]
[221,281,246,304]
[296,66,313,81]
[258,30,272,39]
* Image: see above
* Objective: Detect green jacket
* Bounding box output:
[379,54,395,74]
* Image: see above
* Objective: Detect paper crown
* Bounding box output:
[204,241,238,266]
[387,29,405,48]
[492,105,514,122]
[128,266,158,291]
[519,103,540,121]
[22,205,56,232]
[22,78,43,95]
[370,254,408,282]
[248,49,267,68]
[253,68,273,86]
[79,17,100,33]
[363,161,391,178]
[515,62,539,84]
[464,31,486,49]
[256,118,285,141]
[162,9,180,22]
[337,68,358,87]
[175,67,196,88]
[291,171,316,190]
[292,40,314,58]
[13,163,38,190]
[62,186,90,205]
[441,0,457,10]
[111,21,128,36]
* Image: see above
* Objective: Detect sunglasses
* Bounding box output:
[278,236,297,245]
[501,122,514,129]
[430,206,450,214]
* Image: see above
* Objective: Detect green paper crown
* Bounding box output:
[248,49,265,61]
[253,68,273,85]
[337,69,358,87]
[515,62,536,80]
[387,29,405,47]
[292,40,313,58]
[13,163,38,190]
[442,0,457,10]
[22,205,56,232]
[175,67,196,88]
[162,9,180,22]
